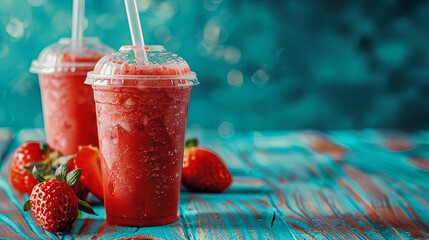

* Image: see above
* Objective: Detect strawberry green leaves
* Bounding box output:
[55,163,68,182]
[66,169,82,188]
[23,200,30,212]
[78,199,96,215]
[33,162,82,188]
[32,167,46,183]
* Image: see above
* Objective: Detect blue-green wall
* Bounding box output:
[1,0,429,133]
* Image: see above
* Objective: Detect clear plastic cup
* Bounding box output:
[85,45,198,227]
[30,37,113,155]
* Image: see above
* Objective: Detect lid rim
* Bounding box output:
[86,71,197,80]
[84,71,199,87]
[29,37,113,74]
[31,61,99,69]
[30,62,100,74]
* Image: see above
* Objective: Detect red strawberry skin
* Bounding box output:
[9,142,54,194]
[182,147,232,193]
[30,179,79,232]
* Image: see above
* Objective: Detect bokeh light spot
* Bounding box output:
[218,122,235,138]
[6,18,25,39]
[156,1,178,20]
[251,69,269,85]
[227,69,243,87]
[137,0,150,12]
[204,21,220,47]
[224,47,241,64]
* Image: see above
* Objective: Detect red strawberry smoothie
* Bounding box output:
[32,38,113,155]
[39,55,99,155]
[88,45,196,226]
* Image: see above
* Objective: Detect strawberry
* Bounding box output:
[182,139,233,193]
[73,145,103,200]
[23,163,96,232]
[9,142,60,194]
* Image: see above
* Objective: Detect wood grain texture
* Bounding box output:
[1,129,429,239]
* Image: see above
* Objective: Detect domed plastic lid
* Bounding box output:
[85,45,198,87]
[30,37,114,75]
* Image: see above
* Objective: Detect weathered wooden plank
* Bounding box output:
[180,192,294,239]
[240,130,429,240]
[341,166,429,239]
[1,129,429,239]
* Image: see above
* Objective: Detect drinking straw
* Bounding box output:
[124,0,149,64]
[71,0,85,53]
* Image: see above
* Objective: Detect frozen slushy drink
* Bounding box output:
[85,45,198,226]
[30,38,113,155]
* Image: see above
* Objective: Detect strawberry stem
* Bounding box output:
[52,155,75,168]
[185,139,199,148]
[45,151,62,168]
[39,142,50,153]
[24,162,49,174]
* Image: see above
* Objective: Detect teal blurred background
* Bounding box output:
[1,0,429,136]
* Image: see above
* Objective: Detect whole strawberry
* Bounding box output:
[182,139,233,193]
[23,163,95,232]
[9,142,60,194]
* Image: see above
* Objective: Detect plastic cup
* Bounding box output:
[85,45,198,227]
[30,38,113,155]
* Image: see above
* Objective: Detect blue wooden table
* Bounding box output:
[1,128,429,239]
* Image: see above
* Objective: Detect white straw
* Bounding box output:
[71,0,85,52]
[124,0,148,64]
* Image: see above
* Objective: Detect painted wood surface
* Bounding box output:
[1,129,429,239]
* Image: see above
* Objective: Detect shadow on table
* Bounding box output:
[67,218,106,237]
[180,210,288,238]
[69,218,177,239]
